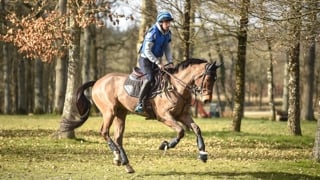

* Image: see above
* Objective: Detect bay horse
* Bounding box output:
[75,58,220,173]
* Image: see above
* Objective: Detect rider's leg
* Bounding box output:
[135,80,151,113]
[135,57,154,113]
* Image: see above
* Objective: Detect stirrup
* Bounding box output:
[134,103,144,113]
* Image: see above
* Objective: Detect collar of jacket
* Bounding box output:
[156,22,170,35]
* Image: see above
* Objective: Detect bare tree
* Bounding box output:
[182,0,191,60]
[34,60,44,114]
[314,100,320,161]
[55,1,82,138]
[301,0,318,121]
[232,0,249,132]
[136,0,156,61]
[287,2,302,136]
[53,0,68,114]
[267,38,276,121]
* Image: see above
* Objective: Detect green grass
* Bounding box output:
[0,114,319,179]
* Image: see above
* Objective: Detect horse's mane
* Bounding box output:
[170,58,208,73]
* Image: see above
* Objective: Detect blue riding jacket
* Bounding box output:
[140,23,172,64]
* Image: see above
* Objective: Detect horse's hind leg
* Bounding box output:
[100,108,134,173]
[112,108,134,173]
[100,112,119,163]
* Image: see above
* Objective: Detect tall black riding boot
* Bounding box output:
[134,80,151,113]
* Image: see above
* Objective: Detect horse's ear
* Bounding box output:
[208,61,216,70]
[214,61,223,69]
[217,62,223,68]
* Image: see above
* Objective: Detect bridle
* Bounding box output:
[161,62,217,96]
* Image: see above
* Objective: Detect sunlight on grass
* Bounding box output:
[0,114,319,179]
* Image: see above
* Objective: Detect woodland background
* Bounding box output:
[0,0,320,162]
[0,0,319,119]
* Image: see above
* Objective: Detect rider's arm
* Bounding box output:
[144,41,160,65]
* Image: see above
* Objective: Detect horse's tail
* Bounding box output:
[73,80,96,129]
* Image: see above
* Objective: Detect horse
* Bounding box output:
[75,58,220,173]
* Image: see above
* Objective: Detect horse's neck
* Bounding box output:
[171,67,195,95]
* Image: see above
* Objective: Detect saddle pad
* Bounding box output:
[124,78,143,98]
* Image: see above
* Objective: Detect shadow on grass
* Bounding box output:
[142,170,320,180]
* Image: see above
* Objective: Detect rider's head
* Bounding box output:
[157,11,174,31]
[157,11,174,23]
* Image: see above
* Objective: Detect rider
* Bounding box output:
[134,11,174,113]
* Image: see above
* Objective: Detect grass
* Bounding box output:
[0,114,319,179]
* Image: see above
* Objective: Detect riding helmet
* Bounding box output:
[157,11,174,22]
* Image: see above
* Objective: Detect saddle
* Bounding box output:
[124,67,167,119]
[124,67,162,98]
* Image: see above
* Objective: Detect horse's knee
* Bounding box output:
[191,123,201,135]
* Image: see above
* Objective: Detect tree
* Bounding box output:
[301,0,317,121]
[136,0,156,62]
[34,59,44,114]
[182,0,192,60]
[314,100,320,161]
[232,0,249,132]
[287,2,302,136]
[267,38,276,121]
[56,7,82,138]
[53,0,68,114]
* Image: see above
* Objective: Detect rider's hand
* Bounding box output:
[156,61,162,69]
[166,63,174,69]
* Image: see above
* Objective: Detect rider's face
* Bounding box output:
[161,21,171,31]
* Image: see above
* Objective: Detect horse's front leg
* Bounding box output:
[180,114,208,163]
[190,121,208,162]
[158,116,185,150]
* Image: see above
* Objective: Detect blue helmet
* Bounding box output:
[157,11,174,22]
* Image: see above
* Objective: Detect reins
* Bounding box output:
[160,67,208,106]
[161,66,208,95]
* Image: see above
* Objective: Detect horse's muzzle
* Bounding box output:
[201,94,212,104]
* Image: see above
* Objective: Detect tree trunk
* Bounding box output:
[287,4,302,135]
[215,44,230,113]
[301,41,315,121]
[182,0,191,60]
[2,43,12,114]
[267,39,275,121]
[53,0,68,114]
[33,60,44,114]
[232,0,249,132]
[90,26,98,80]
[313,115,320,162]
[55,9,82,139]
[17,58,27,114]
[136,0,156,66]
[282,53,289,112]
[301,8,316,121]
[82,25,91,83]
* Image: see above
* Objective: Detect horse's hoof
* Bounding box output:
[198,151,208,162]
[125,164,135,173]
[159,140,169,150]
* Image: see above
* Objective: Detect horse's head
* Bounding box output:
[194,61,220,104]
